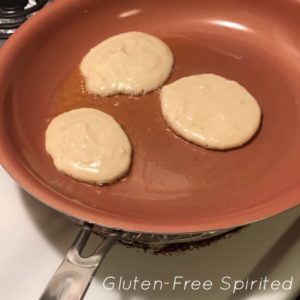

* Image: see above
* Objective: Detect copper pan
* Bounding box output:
[0,0,299,299]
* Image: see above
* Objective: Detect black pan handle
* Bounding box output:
[39,225,121,300]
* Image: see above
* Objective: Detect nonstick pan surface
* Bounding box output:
[0,0,299,234]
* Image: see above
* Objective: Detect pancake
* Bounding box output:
[45,108,132,184]
[80,31,173,96]
[160,74,261,150]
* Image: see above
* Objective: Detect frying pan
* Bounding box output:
[0,0,299,299]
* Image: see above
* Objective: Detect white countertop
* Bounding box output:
[0,166,299,300]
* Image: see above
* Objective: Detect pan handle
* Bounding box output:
[40,225,121,300]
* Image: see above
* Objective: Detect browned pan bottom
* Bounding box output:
[0,0,299,233]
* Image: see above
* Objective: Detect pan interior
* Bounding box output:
[0,0,300,232]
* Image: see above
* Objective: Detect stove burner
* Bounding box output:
[0,0,48,39]
[130,227,244,255]
[89,220,245,255]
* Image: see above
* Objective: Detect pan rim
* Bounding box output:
[0,158,299,234]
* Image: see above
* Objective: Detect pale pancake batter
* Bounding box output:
[45,108,132,184]
[80,32,173,96]
[160,74,261,150]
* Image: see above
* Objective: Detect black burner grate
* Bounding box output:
[0,0,48,39]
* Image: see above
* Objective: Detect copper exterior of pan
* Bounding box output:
[0,0,299,234]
